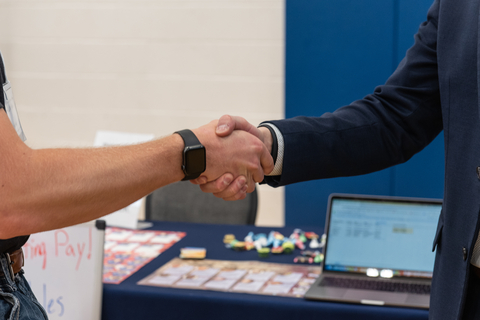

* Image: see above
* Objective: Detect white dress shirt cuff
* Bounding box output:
[260,123,284,176]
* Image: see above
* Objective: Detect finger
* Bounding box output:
[216,115,262,139]
[221,188,248,201]
[260,145,275,175]
[199,173,235,193]
[190,176,208,185]
[246,182,257,194]
[215,180,249,201]
[250,155,266,187]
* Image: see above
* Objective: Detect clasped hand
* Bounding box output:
[191,115,273,200]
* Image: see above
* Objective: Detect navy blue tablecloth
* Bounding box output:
[101,221,429,320]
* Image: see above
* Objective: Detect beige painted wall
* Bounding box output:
[0,0,285,226]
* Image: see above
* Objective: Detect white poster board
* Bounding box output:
[22,221,106,320]
[94,130,155,229]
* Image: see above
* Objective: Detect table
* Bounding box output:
[101,221,429,320]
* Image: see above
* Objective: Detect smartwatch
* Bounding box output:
[174,129,206,180]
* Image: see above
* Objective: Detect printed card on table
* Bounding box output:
[103,227,186,284]
[138,258,321,298]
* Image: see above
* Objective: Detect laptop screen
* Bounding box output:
[323,195,442,279]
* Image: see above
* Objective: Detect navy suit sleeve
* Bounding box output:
[0,52,5,110]
[264,0,442,187]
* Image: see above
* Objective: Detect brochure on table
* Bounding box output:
[138,258,321,298]
[103,227,186,284]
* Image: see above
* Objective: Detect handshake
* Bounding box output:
[187,115,277,201]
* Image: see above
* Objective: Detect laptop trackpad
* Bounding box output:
[343,289,408,305]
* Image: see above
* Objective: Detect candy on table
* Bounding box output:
[253,233,268,250]
[321,234,327,245]
[244,232,254,243]
[295,239,305,250]
[266,231,276,247]
[253,233,267,241]
[304,231,319,240]
[223,234,236,244]
[271,238,283,254]
[301,250,316,257]
[233,241,247,251]
[294,250,323,264]
[299,233,307,243]
[273,237,282,246]
[294,255,313,264]
[289,229,307,245]
[314,253,324,263]
[245,242,255,251]
[226,230,322,258]
[180,247,206,260]
[258,247,270,258]
[271,245,284,254]
[282,241,295,254]
[273,231,284,240]
[226,239,239,249]
[309,237,321,249]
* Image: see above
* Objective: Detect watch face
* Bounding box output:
[185,145,206,174]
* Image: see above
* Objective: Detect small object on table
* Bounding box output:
[282,241,295,254]
[244,232,254,243]
[271,238,284,254]
[299,233,308,243]
[233,241,247,251]
[271,246,284,254]
[314,253,324,264]
[266,231,276,247]
[224,234,236,244]
[295,239,305,250]
[258,247,270,258]
[253,233,267,241]
[180,247,206,260]
[304,231,319,240]
[274,231,284,240]
[321,234,327,245]
[245,242,255,251]
[309,237,323,249]
[294,255,313,264]
[301,250,315,257]
[226,239,239,249]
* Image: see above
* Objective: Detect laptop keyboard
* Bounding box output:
[320,276,431,294]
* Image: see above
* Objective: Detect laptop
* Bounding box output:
[304,193,442,309]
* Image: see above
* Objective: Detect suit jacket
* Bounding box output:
[264,0,478,318]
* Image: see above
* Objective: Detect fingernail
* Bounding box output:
[223,176,232,185]
[241,185,248,193]
[237,179,245,189]
[216,124,229,133]
[198,176,207,184]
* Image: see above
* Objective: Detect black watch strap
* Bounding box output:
[174,129,206,181]
[175,129,201,148]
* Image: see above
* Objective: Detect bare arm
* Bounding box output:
[0,111,272,238]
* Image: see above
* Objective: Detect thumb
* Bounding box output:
[216,115,262,140]
[216,114,236,137]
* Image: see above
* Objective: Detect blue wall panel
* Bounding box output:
[285,0,442,227]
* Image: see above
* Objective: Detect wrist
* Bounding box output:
[258,127,273,154]
[174,129,206,181]
[258,125,276,165]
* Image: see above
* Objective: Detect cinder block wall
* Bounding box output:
[0,0,285,226]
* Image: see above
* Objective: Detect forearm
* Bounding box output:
[0,133,185,238]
